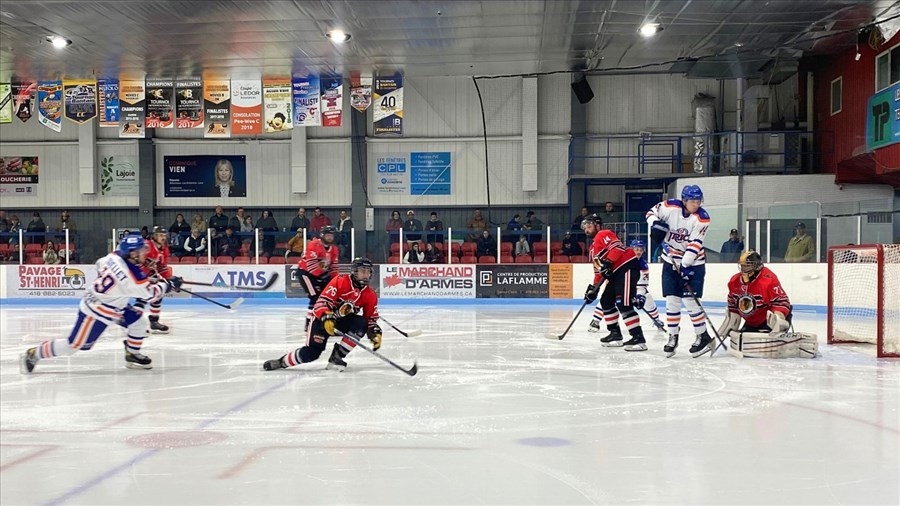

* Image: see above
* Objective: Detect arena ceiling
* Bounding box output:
[0,0,896,81]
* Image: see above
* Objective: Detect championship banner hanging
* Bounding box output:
[97,79,119,127]
[0,84,11,124]
[231,79,262,135]
[119,80,146,138]
[37,80,63,133]
[373,75,403,137]
[292,75,320,127]
[263,78,292,133]
[145,78,174,129]
[175,77,203,129]
[63,80,97,124]
[350,75,372,112]
[203,80,231,138]
[320,75,343,127]
[12,82,36,123]
[0,156,40,197]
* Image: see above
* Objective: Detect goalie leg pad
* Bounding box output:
[729,331,818,359]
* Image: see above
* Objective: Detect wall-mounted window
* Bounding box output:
[830,77,842,115]
[875,42,900,92]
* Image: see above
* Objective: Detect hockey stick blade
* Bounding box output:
[379,316,421,339]
[226,297,245,310]
[403,329,423,338]
[334,330,418,376]
[183,272,279,291]
[545,332,565,341]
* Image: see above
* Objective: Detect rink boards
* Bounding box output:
[0,262,832,309]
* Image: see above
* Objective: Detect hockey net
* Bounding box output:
[828,244,900,358]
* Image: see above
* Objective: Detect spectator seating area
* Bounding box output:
[0,241,75,264]
[386,240,589,264]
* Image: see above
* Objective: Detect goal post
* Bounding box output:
[827,244,900,358]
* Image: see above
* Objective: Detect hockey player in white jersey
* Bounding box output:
[646,185,714,357]
[19,235,180,373]
[629,239,665,332]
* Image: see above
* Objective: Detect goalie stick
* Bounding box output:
[182,272,279,291]
[545,281,606,341]
[380,316,422,338]
[333,329,417,376]
[178,286,244,310]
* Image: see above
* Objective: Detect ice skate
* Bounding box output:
[148,316,169,334]
[599,326,624,347]
[19,347,38,374]
[263,357,286,371]
[123,341,152,369]
[326,344,348,371]
[689,331,714,358]
[664,334,678,358]
[623,334,648,352]
[587,319,601,333]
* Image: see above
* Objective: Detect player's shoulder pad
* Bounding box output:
[694,207,711,221]
[664,199,683,208]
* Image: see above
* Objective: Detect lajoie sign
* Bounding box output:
[476,265,549,298]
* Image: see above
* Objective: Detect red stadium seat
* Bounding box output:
[267,256,286,264]
[459,255,478,264]
[179,256,197,264]
[533,254,547,263]
[275,242,288,250]
[478,255,496,264]
[197,256,210,264]
[450,243,462,257]
[216,256,234,264]
[233,256,250,264]
[167,257,179,264]
[499,242,513,255]
[461,243,477,256]
[26,256,44,264]
[500,254,514,263]
[578,242,587,254]
[24,244,43,254]
[533,242,547,255]
[390,243,400,255]
[515,255,533,263]
[388,255,400,264]
[550,241,563,253]
[255,256,269,264]
[551,255,570,263]
[570,255,588,263]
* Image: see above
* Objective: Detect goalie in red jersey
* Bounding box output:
[138,226,182,333]
[264,257,382,372]
[718,250,817,358]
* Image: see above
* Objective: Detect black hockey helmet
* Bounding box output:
[739,250,763,283]
[580,213,603,230]
[151,225,167,236]
[350,257,374,288]
[319,225,336,244]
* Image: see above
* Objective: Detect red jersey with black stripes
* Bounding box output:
[313,274,379,331]
[298,237,339,278]
[726,266,792,328]
[144,238,172,279]
[589,230,636,283]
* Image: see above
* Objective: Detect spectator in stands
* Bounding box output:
[785,222,815,263]
[599,201,621,224]
[257,209,278,256]
[140,226,150,239]
[403,210,423,245]
[229,207,246,231]
[250,228,268,258]
[169,213,191,252]
[720,229,744,263]
[572,206,589,230]
[7,215,22,245]
[43,240,60,265]
[524,211,543,231]
[290,208,310,234]
[26,211,46,244]
[0,210,10,233]
[515,234,531,257]
[183,229,207,258]
[424,242,441,263]
[385,210,403,233]
[190,213,207,235]
[507,214,523,232]
[476,229,496,257]
[219,227,241,258]
[425,212,444,244]
[55,210,77,234]
[467,208,488,241]
[403,242,424,264]
[337,209,353,260]
[286,228,305,258]
[309,207,332,233]
[209,206,229,251]
[561,231,582,256]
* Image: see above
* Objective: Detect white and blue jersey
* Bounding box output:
[81,253,166,325]
[645,199,710,268]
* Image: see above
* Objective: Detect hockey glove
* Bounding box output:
[680,265,695,283]
[649,220,670,243]
[369,325,383,351]
[766,310,790,333]
[167,276,183,292]
[631,293,646,309]
[322,311,337,335]
[584,283,599,304]
[597,259,614,278]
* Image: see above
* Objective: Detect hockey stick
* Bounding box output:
[681,281,726,357]
[545,281,605,341]
[178,286,244,310]
[333,329,417,376]
[640,307,666,332]
[182,272,279,291]
[380,316,422,338]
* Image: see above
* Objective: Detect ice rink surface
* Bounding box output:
[1,301,898,506]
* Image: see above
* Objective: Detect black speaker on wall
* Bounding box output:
[571,76,594,104]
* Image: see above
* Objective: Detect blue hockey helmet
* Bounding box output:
[116,234,146,257]
[681,184,703,202]
[629,239,646,249]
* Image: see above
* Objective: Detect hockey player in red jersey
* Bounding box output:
[139,226,182,333]
[264,257,382,371]
[296,225,340,331]
[718,250,817,358]
[581,214,647,351]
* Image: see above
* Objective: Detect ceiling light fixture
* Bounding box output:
[325,29,351,44]
[639,23,662,38]
[46,35,71,48]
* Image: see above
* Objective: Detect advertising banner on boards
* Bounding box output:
[379,264,474,298]
[476,264,549,298]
